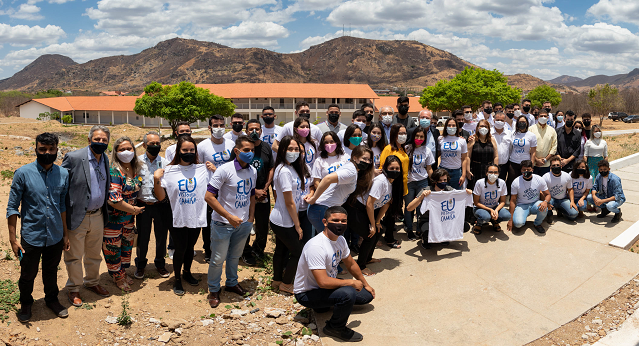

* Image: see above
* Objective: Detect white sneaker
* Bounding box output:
[168,249,175,260]
[250,227,255,236]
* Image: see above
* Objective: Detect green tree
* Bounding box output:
[419,67,522,112]
[588,84,624,127]
[526,85,562,108]
[62,114,73,124]
[134,81,235,133]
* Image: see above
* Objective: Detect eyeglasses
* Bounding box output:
[380,112,393,115]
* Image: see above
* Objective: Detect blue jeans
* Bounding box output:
[295,286,374,330]
[572,196,588,211]
[512,201,548,228]
[404,179,430,231]
[586,195,622,213]
[207,221,253,292]
[443,167,462,190]
[550,198,578,220]
[307,204,329,235]
[473,207,511,224]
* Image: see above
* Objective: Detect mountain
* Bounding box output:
[548,75,583,84]
[0,54,77,90]
[507,74,577,93]
[563,68,639,90]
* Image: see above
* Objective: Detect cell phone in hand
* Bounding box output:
[18,249,23,261]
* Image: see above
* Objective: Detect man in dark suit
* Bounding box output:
[409,109,441,171]
[62,125,111,306]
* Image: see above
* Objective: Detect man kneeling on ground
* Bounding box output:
[294,206,375,342]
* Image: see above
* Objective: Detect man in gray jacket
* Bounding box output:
[62,125,111,306]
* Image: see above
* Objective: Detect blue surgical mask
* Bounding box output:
[420,119,431,128]
[238,151,254,164]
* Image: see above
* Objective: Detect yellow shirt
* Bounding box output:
[529,124,557,167]
[379,145,409,196]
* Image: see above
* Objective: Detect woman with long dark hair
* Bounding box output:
[506,115,537,190]
[467,119,498,190]
[403,126,434,238]
[293,117,318,169]
[342,124,364,156]
[379,124,410,245]
[571,159,592,218]
[438,117,469,190]
[311,131,350,188]
[366,123,387,172]
[269,135,309,294]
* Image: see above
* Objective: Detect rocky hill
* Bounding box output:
[564,68,639,90]
[548,75,583,84]
[507,74,577,93]
[0,54,77,90]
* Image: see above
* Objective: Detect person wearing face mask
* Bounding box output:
[293,206,375,343]
[269,136,309,294]
[205,136,258,307]
[571,159,593,219]
[542,101,556,128]
[581,113,593,139]
[317,104,347,135]
[500,104,516,132]
[7,132,70,322]
[360,103,375,133]
[102,136,143,292]
[573,120,587,159]
[366,123,388,171]
[413,110,440,171]
[165,121,192,162]
[507,160,550,233]
[491,111,513,183]
[312,132,351,193]
[529,110,557,176]
[471,164,510,234]
[439,117,469,190]
[467,119,499,190]
[134,131,171,280]
[392,96,416,130]
[223,113,246,141]
[230,120,274,266]
[379,124,411,245]
[342,124,364,157]
[555,110,581,173]
[453,110,472,142]
[273,101,323,153]
[403,127,435,239]
[62,125,112,307]
[476,101,493,123]
[543,156,578,224]
[506,116,538,192]
[587,160,624,223]
[554,110,565,129]
[293,117,318,171]
[260,106,282,149]
[460,105,478,136]
[583,125,608,182]
[521,99,535,126]
[343,110,369,142]
[379,106,395,142]
[154,136,210,296]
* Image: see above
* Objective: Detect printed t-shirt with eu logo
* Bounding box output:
[508,131,538,164]
[293,232,350,294]
[571,176,593,199]
[406,144,435,183]
[511,174,548,205]
[208,160,257,224]
[313,162,358,208]
[420,190,473,243]
[160,164,211,228]
[438,136,468,170]
[357,174,392,209]
[472,178,508,208]
[303,141,318,171]
[270,164,304,228]
[197,138,235,167]
[229,141,274,204]
[543,171,573,200]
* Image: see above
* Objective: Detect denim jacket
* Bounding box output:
[592,172,625,205]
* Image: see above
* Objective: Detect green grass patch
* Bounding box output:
[0,279,19,323]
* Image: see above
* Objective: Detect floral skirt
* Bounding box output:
[587,156,604,183]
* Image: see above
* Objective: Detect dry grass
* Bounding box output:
[605,132,639,161]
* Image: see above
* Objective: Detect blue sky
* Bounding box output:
[1,0,638,82]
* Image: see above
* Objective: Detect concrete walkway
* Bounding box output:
[317,163,639,346]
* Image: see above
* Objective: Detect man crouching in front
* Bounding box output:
[293,206,375,342]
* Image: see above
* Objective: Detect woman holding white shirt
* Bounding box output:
[506,115,538,191]
[269,135,309,294]
[403,126,434,237]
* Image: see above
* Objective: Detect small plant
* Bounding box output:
[198,288,206,295]
[3,250,12,261]
[1,170,14,180]
[0,279,19,323]
[116,292,133,326]
[224,305,232,309]
[62,114,73,124]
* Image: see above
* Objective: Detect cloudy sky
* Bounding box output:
[0,0,637,81]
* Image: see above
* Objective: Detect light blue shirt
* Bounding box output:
[138,153,168,203]
[87,147,107,211]
[382,123,392,143]
[6,161,69,247]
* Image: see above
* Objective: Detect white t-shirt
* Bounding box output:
[509,131,538,164]
[462,122,477,136]
[407,145,435,183]
[298,174,314,212]
[421,190,473,243]
[160,164,210,228]
[584,139,608,158]
[473,178,507,208]
[572,176,593,199]
[303,141,318,171]
[223,131,245,142]
[511,174,548,205]
[543,171,573,200]
[261,125,282,147]
[197,138,235,167]
[165,144,177,163]
[277,122,323,144]
[372,146,382,169]
[438,136,468,170]
[357,174,392,209]
[270,165,304,228]
[314,162,358,207]
[294,232,350,294]
[208,161,257,224]
[311,154,351,180]
[491,129,513,165]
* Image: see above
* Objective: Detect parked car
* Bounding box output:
[437,116,450,127]
[610,112,629,121]
[623,115,639,123]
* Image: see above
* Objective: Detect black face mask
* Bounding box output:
[326,222,347,236]
[298,113,311,119]
[180,152,196,164]
[457,121,464,129]
[506,112,515,119]
[523,105,531,113]
[385,170,401,180]
[177,132,191,140]
[583,120,591,126]
[544,107,552,113]
[484,107,493,114]
[517,122,527,131]
[37,152,57,166]
[232,123,244,133]
[523,171,533,179]
[551,166,562,175]
[262,116,275,125]
[365,113,374,122]
[146,145,161,157]
[398,105,409,115]
[249,130,260,141]
[356,161,369,171]
[565,120,574,128]
[436,182,448,189]
[576,168,587,176]
[90,141,108,155]
[599,170,609,177]
[328,113,340,123]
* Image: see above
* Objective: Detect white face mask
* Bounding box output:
[446,127,457,135]
[594,132,602,138]
[514,110,522,117]
[117,150,135,163]
[537,117,548,125]
[286,151,300,163]
[354,121,366,130]
[382,115,393,125]
[487,173,498,183]
[397,134,407,144]
[211,127,225,139]
[478,127,489,136]
[464,113,473,121]
[494,121,505,129]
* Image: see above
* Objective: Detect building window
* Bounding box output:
[359,98,367,104]
[345,98,353,104]
[136,116,139,120]
[332,98,339,104]
[318,98,326,104]
[280,98,285,104]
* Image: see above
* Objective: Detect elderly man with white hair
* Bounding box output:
[379,106,394,142]
[410,109,441,171]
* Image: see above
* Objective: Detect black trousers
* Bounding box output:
[382,199,401,244]
[270,222,302,284]
[202,205,213,258]
[243,202,271,258]
[135,202,171,269]
[507,161,522,195]
[171,227,200,281]
[19,238,63,306]
[498,161,509,182]
[347,201,381,270]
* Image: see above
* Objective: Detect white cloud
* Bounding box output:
[0,23,65,45]
[563,23,639,54]
[587,0,639,26]
[1,3,44,20]
[193,21,289,47]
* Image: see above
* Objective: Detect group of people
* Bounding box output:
[6,97,626,343]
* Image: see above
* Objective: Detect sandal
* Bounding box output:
[492,223,502,232]
[125,275,134,286]
[271,280,282,290]
[387,241,401,249]
[361,268,376,277]
[279,283,294,295]
[471,224,482,235]
[114,278,131,293]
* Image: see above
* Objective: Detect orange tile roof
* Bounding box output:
[373,96,428,113]
[29,96,140,112]
[195,83,379,100]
